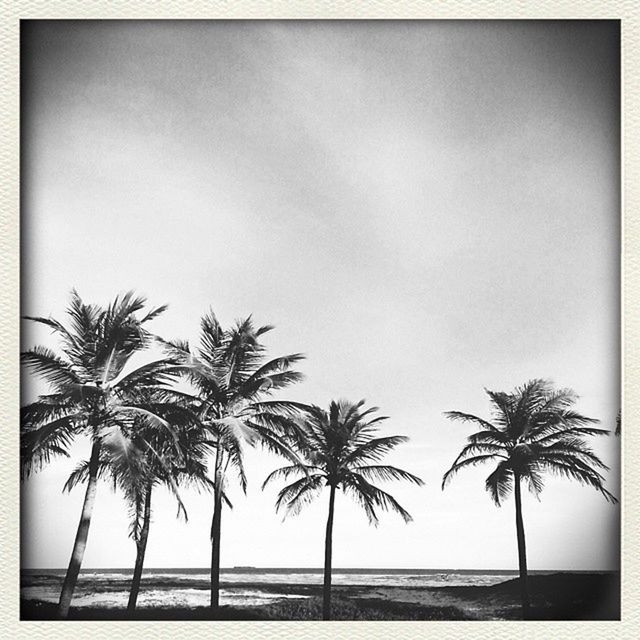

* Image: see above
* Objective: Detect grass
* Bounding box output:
[20,597,468,621]
[256,596,470,620]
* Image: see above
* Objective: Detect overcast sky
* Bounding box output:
[21,20,620,571]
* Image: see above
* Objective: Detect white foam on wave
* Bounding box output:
[21,586,60,603]
[21,585,310,609]
[218,572,512,588]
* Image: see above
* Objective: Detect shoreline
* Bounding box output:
[21,572,620,621]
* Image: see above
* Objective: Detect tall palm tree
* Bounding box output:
[263,399,424,620]
[161,311,305,616]
[442,379,617,619]
[21,290,182,618]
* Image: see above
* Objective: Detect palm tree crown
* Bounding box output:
[264,399,424,524]
[163,312,306,468]
[21,290,180,477]
[442,378,617,504]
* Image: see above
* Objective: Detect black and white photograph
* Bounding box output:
[19,19,621,622]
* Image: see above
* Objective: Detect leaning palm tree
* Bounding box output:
[21,290,182,618]
[263,399,424,620]
[161,312,305,616]
[442,379,617,619]
[63,398,213,613]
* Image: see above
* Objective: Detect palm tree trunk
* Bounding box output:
[57,439,101,619]
[210,445,224,616]
[127,482,153,614]
[513,473,530,619]
[322,484,337,621]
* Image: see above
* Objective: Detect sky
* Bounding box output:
[20,20,620,571]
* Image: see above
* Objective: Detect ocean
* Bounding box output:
[21,567,545,610]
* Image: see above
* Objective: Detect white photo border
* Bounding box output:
[1,2,637,639]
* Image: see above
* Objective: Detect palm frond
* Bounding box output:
[262,463,317,490]
[247,421,310,469]
[21,397,79,427]
[522,462,545,497]
[530,421,607,446]
[467,430,510,446]
[63,459,91,493]
[222,432,248,494]
[140,437,189,520]
[535,438,609,470]
[442,454,505,489]
[63,459,111,493]
[354,465,424,486]
[536,451,617,503]
[345,435,410,465]
[109,358,182,392]
[21,347,80,388]
[239,354,305,391]
[444,411,501,433]
[485,461,514,506]
[252,400,313,417]
[451,442,508,467]
[275,474,326,516]
[21,414,81,478]
[23,315,81,354]
[343,473,413,525]
[116,405,181,449]
[140,304,169,325]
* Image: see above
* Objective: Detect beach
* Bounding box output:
[20,570,620,621]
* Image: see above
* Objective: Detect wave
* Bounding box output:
[21,584,312,610]
[21,568,523,610]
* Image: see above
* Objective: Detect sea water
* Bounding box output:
[21,567,529,609]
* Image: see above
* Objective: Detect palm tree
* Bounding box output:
[161,312,305,616]
[63,399,212,613]
[442,379,617,619]
[21,290,182,618]
[263,399,424,620]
